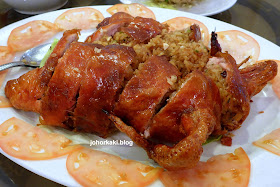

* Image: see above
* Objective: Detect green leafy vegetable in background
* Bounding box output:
[39,38,59,68]
[203,135,222,145]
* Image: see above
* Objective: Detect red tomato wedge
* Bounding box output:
[54,8,104,30]
[107,3,156,19]
[163,17,209,46]
[8,20,58,52]
[0,117,82,160]
[253,128,280,156]
[0,46,14,88]
[0,96,12,108]
[216,30,260,65]
[160,148,250,187]
[67,148,162,187]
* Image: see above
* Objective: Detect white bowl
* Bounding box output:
[3,0,68,14]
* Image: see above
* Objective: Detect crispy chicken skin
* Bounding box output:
[121,17,164,43]
[109,71,222,170]
[5,29,80,113]
[4,15,278,171]
[205,52,251,131]
[209,32,278,131]
[240,60,278,97]
[85,12,133,43]
[85,13,164,44]
[72,45,137,137]
[114,56,180,134]
[147,70,222,143]
[40,42,103,128]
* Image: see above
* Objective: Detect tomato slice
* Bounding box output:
[0,117,82,160]
[54,8,104,30]
[0,46,14,65]
[216,30,260,65]
[67,147,162,187]
[253,128,280,156]
[160,148,250,187]
[0,96,12,108]
[107,3,156,19]
[163,17,209,46]
[0,46,14,88]
[8,20,58,52]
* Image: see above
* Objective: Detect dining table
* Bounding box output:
[0,0,279,186]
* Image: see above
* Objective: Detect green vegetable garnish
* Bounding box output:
[202,135,222,145]
[39,38,59,68]
[145,0,176,10]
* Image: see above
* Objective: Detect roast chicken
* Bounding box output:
[5,13,277,170]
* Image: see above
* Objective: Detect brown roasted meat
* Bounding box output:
[114,55,180,134]
[72,44,137,137]
[4,15,278,171]
[5,29,80,113]
[109,70,222,170]
[85,12,164,44]
[40,42,103,128]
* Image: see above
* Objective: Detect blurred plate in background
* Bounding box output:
[120,0,237,16]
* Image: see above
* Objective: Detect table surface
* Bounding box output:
[0,0,279,186]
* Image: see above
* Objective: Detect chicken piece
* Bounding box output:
[147,70,221,143]
[240,60,277,97]
[114,56,180,134]
[85,12,133,43]
[40,42,103,128]
[96,12,133,29]
[121,17,164,43]
[210,31,222,56]
[205,52,251,131]
[85,14,164,44]
[72,45,137,137]
[108,71,222,170]
[5,29,80,113]
[189,24,201,42]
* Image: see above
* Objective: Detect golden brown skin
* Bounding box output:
[40,42,103,128]
[109,71,222,170]
[85,13,164,44]
[85,12,133,43]
[114,56,180,134]
[209,32,277,131]
[147,70,222,143]
[206,52,251,131]
[121,17,164,43]
[5,29,80,113]
[72,44,137,137]
[240,60,278,98]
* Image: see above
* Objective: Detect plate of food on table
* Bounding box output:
[120,0,237,16]
[0,3,279,187]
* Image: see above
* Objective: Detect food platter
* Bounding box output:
[0,5,280,186]
[120,0,237,16]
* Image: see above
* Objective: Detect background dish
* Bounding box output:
[0,5,280,187]
[120,0,237,16]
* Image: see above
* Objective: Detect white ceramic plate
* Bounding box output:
[120,0,237,16]
[0,5,280,187]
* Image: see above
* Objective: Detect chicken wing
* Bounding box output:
[109,71,222,170]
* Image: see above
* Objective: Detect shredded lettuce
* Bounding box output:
[39,38,59,68]
[203,135,222,145]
